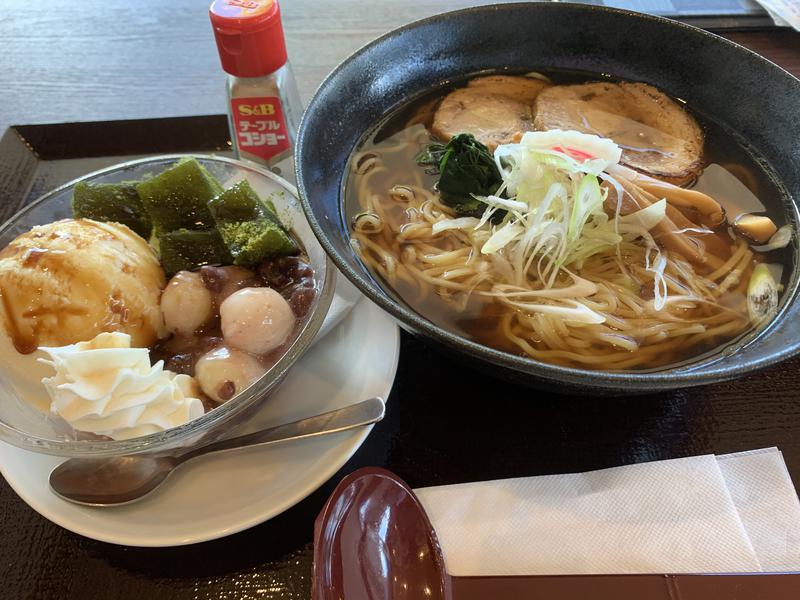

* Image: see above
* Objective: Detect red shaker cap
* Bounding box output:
[209,0,288,78]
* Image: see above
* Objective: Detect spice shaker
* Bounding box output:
[209,0,302,181]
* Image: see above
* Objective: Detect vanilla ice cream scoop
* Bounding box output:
[39,332,205,440]
[0,219,165,355]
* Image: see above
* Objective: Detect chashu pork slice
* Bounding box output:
[431,75,550,152]
[466,75,551,103]
[534,82,704,186]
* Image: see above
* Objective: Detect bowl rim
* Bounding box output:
[295,1,800,391]
[0,154,335,455]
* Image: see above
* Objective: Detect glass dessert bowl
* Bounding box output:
[0,155,334,457]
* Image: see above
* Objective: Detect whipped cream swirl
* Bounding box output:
[39,332,205,440]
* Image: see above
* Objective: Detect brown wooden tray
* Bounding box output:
[0,115,798,599]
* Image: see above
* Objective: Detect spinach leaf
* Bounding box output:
[415,134,504,220]
[415,143,447,175]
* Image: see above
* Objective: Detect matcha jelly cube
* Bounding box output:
[262,196,278,218]
[208,180,298,266]
[72,181,152,239]
[158,229,232,276]
[136,158,223,234]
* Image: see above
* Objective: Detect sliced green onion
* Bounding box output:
[747,263,779,324]
[753,224,792,252]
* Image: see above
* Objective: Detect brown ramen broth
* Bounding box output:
[345,70,792,371]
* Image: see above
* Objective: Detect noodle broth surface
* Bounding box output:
[344,72,792,371]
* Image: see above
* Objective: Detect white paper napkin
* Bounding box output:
[753,0,800,31]
[717,448,800,571]
[316,272,361,341]
[414,448,800,576]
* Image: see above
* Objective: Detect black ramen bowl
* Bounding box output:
[296,2,800,394]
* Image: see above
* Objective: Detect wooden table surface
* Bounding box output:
[2,0,799,130]
[1,1,800,599]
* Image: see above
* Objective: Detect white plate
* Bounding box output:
[0,298,399,547]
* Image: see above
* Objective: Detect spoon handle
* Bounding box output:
[178,397,386,462]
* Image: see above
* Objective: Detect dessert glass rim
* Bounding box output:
[0,154,335,457]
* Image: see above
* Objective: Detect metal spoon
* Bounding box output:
[49,397,385,507]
